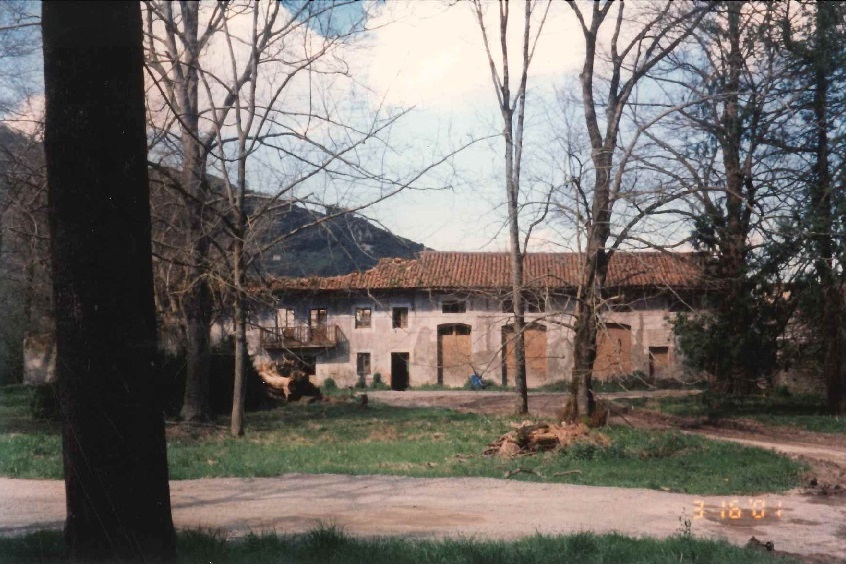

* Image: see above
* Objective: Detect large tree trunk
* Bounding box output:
[715,1,754,395]
[42,1,176,560]
[176,1,213,422]
[810,2,845,414]
[568,144,612,421]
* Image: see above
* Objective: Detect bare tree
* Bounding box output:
[563,0,709,419]
[42,2,175,558]
[472,0,550,414]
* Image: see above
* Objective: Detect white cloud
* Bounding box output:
[356,2,584,109]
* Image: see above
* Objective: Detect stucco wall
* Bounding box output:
[252,289,682,388]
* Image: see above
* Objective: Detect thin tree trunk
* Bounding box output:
[176,1,213,422]
[42,1,175,559]
[505,116,528,414]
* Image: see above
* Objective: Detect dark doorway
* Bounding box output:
[391,352,410,391]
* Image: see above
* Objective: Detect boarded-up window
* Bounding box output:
[356,352,371,375]
[594,323,632,379]
[392,307,408,328]
[355,307,371,328]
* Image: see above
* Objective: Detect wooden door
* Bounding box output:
[649,346,671,379]
[438,324,472,386]
[502,324,548,386]
[594,323,632,379]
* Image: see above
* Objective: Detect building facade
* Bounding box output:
[251,252,703,390]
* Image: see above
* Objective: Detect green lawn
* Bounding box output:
[0,528,798,564]
[624,392,846,434]
[0,385,805,494]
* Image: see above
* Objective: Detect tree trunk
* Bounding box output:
[809,2,844,414]
[230,237,247,436]
[176,2,213,422]
[568,141,612,421]
[42,2,176,559]
[505,117,529,415]
[716,1,754,395]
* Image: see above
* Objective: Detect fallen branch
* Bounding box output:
[504,467,542,479]
[552,470,582,477]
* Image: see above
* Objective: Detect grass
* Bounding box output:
[624,392,846,434]
[0,385,805,494]
[0,527,799,564]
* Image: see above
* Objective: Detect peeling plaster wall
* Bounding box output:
[253,290,682,387]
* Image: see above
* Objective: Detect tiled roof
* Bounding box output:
[270,251,704,292]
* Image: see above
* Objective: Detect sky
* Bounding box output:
[6,1,613,253]
[347,1,586,251]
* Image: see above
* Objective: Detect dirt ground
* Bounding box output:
[1,474,844,562]
[2,390,845,562]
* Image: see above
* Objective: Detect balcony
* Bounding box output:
[259,324,342,351]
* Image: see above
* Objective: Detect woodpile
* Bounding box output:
[483,420,610,457]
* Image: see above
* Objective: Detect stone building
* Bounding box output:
[252,251,704,390]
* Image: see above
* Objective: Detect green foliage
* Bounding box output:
[29,383,61,421]
[0,528,798,564]
[322,378,337,391]
[630,392,846,434]
[370,373,389,390]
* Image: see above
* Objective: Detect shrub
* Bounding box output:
[370,373,390,390]
[322,378,337,391]
[29,383,62,421]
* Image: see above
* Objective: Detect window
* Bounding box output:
[276,308,295,327]
[442,300,466,313]
[356,352,371,376]
[501,297,545,313]
[309,308,327,327]
[355,307,372,328]
[392,307,408,328]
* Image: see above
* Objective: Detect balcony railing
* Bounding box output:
[259,324,341,350]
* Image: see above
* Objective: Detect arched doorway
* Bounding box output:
[437,324,472,386]
[501,323,548,386]
[594,323,632,379]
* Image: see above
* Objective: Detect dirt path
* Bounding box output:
[1,474,843,561]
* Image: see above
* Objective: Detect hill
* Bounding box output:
[252,199,427,277]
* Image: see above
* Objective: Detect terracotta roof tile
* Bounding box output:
[270,251,704,292]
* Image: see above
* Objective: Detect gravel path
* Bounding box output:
[1,474,844,561]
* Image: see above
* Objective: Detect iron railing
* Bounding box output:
[258,324,341,350]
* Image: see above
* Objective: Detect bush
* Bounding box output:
[370,373,390,390]
[29,383,62,421]
[322,378,337,391]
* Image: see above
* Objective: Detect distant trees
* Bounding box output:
[42,2,174,559]
[781,0,846,412]
[654,1,797,393]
